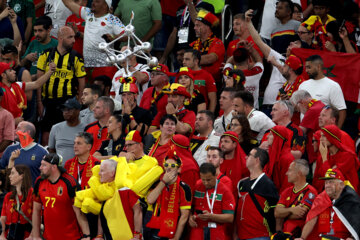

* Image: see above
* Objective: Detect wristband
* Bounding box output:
[130,115,135,121]
[133,231,142,239]
[161,179,167,186]
[82,234,90,238]
[95,234,103,238]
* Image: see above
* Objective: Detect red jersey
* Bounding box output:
[118,188,140,232]
[160,0,184,16]
[66,14,85,56]
[175,107,196,137]
[191,36,225,82]
[316,207,352,239]
[34,173,81,240]
[1,188,33,239]
[190,180,235,240]
[0,82,27,118]
[191,69,217,106]
[227,36,264,59]
[277,184,318,234]
[84,121,109,154]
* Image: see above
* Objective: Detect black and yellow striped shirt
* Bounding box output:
[37,48,86,99]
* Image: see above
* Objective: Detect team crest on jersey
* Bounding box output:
[31,155,36,161]
[308,193,315,199]
[57,186,63,196]
[286,196,290,201]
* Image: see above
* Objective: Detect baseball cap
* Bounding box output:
[43,153,66,173]
[163,83,191,98]
[61,97,81,110]
[176,67,194,80]
[0,62,14,75]
[125,130,142,143]
[148,64,171,75]
[285,55,303,71]
[319,168,345,181]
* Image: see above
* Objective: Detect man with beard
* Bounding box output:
[190,110,220,166]
[37,26,86,146]
[0,60,55,124]
[80,84,102,125]
[298,55,346,128]
[21,16,58,78]
[32,153,91,240]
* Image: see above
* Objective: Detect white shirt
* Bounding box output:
[214,110,234,135]
[80,7,125,67]
[298,77,347,110]
[45,0,72,37]
[110,64,150,105]
[244,62,264,109]
[193,130,220,167]
[263,49,286,105]
[260,0,301,40]
[247,109,275,141]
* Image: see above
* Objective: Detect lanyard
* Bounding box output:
[206,180,219,214]
[180,6,191,28]
[78,165,82,185]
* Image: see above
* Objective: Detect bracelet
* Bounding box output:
[133,231,142,239]
[130,115,135,121]
[82,234,90,238]
[95,234,103,238]
[161,179,168,186]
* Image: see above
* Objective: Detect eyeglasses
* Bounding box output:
[163,163,179,168]
[124,142,138,148]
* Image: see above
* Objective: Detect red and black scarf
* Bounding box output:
[67,155,96,189]
[146,177,181,238]
[192,34,215,55]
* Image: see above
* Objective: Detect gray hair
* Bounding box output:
[98,96,115,114]
[274,100,294,117]
[293,159,309,176]
[290,90,312,106]
[76,132,93,146]
[102,159,118,172]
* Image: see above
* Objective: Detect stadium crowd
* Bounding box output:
[0,0,360,239]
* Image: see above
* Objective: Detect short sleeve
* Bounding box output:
[25,0,35,19]
[79,6,91,20]
[48,126,56,149]
[179,182,192,210]
[37,51,48,72]
[75,55,86,78]
[277,188,289,206]
[109,15,125,35]
[221,186,235,214]
[301,188,317,209]
[150,0,162,21]
[2,112,14,141]
[180,110,196,133]
[208,39,225,60]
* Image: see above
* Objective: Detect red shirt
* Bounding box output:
[316,207,352,239]
[1,189,33,225]
[0,82,27,118]
[190,180,235,240]
[140,86,168,128]
[191,69,217,106]
[227,36,264,59]
[84,121,109,154]
[191,37,225,82]
[300,100,325,164]
[34,173,81,240]
[118,188,140,232]
[66,14,85,56]
[176,107,196,137]
[277,184,318,233]
[160,0,185,16]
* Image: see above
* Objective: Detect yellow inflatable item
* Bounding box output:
[74,154,163,225]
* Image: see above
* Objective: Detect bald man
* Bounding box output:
[0,121,48,183]
[37,26,86,146]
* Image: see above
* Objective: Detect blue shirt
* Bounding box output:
[0,16,25,40]
[0,143,48,184]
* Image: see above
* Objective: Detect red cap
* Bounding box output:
[176,67,194,80]
[0,62,14,75]
[163,83,191,98]
[125,130,142,143]
[149,64,174,76]
[319,168,345,181]
[285,55,303,71]
[119,83,139,94]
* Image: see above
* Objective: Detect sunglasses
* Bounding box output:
[163,163,179,168]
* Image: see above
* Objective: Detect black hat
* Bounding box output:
[61,97,81,110]
[43,153,66,173]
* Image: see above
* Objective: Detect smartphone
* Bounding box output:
[249,9,258,17]
[195,210,203,214]
[339,19,346,31]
